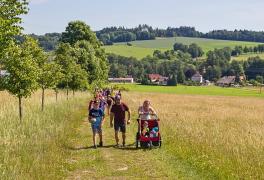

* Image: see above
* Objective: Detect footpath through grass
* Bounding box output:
[64,95,215,179]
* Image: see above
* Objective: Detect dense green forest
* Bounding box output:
[29,25,264,51]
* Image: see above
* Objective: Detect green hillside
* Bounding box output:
[104,37,263,59]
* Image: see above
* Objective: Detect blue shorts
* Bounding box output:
[91,124,102,134]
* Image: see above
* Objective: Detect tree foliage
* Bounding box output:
[1,36,40,120]
[61,21,101,47]
[0,0,28,52]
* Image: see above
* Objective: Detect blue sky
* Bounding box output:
[22,0,264,35]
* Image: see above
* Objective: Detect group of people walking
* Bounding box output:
[88,88,156,149]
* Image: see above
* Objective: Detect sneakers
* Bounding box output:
[114,143,121,148]
[99,141,103,147]
[93,145,97,149]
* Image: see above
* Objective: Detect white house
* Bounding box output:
[108,77,134,83]
[0,70,10,77]
[191,72,203,83]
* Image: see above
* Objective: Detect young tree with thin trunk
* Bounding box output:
[1,37,40,121]
[68,63,88,96]
[54,43,75,100]
[38,61,63,111]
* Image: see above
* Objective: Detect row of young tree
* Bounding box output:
[107,47,264,85]
[0,1,108,120]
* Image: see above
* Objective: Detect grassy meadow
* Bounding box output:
[114,84,264,98]
[124,92,264,179]
[104,37,264,59]
[0,90,90,179]
[1,87,264,179]
[66,92,264,179]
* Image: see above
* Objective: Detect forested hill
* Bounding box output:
[29,25,264,51]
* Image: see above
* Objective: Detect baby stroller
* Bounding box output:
[135,113,162,149]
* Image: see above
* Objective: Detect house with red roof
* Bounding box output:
[148,74,168,85]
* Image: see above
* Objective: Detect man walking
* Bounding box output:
[110,96,131,147]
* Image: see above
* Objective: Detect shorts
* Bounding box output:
[114,122,126,133]
[91,124,102,134]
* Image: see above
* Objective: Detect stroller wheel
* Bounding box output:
[149,141,153,149]
[136,133,140,149]
[136,140,139,149]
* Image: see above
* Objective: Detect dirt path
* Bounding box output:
[63,94,208,179]
[65,116,170,179]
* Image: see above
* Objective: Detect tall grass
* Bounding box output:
[124,92,264,179]
[0,90,89,179]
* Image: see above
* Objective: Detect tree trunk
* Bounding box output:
[19,96,22,122]
[67,88,69,100]
[55,90,58,102]
[41,87,45,111]
[73,89,75,97]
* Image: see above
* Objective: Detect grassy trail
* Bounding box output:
[63,95,215,179]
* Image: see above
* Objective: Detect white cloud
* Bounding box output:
[30,0,49,5]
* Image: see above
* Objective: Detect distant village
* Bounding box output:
[108,72,249,87]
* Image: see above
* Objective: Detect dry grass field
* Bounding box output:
[0,90,90,179]
[1,90,264,179]
[124,92,264,179]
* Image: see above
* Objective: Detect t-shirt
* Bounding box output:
[89,108,104,127]
[111,103,129,123]
[99,100,107,111]
[106,98,113,107]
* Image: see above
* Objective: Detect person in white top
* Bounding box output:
[138,100,156,115]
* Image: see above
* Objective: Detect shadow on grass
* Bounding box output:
[64,144,117,151]
[65,145,94,150]
[64,142,157,151]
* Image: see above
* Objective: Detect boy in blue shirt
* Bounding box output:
[89,100,105,148]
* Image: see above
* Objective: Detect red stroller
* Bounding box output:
[136,114,162,148]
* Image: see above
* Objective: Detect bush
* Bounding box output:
[112,84,129,91]
[249,79,259,86]
[183,80,201,86]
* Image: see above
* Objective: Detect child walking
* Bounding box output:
[89,100,105,148]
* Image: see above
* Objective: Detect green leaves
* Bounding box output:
[1,37,40,98]
[58,21,109,88]
[61,21,100,48]
[0,0,28,52]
